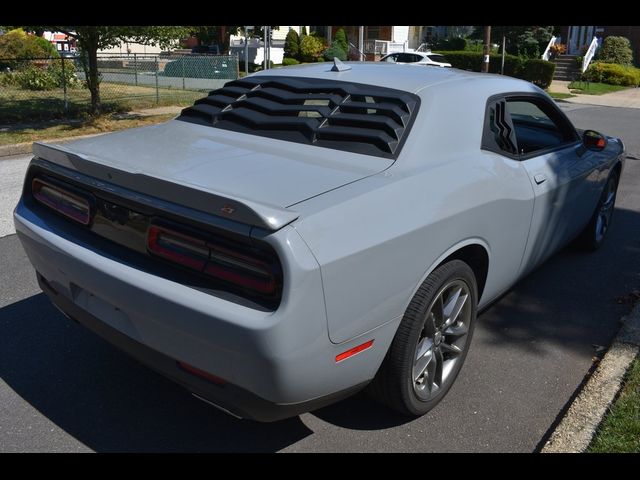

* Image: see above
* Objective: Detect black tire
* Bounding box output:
[367,259,478,416]
[574,169,620,252]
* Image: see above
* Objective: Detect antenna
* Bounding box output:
[331,58,352,72]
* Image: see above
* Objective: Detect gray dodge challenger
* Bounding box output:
[14,62,625,421]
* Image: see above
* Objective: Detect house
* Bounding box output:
[316,26,473,60]
[559,26,640,62]
[43,31,77,54]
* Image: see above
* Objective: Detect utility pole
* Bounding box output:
[481,26,491,73]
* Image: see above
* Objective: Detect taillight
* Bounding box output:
[148,223,279,296]
[32,178,91,225]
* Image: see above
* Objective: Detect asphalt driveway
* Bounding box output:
[1,103,639,452]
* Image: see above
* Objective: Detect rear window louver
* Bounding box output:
[177,76,420,159]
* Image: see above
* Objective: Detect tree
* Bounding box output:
[480,26,557,57]
[33,26,190,115]
[284,29,300,60]
[334,28,348,53]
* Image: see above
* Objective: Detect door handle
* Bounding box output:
[534,174,547,185]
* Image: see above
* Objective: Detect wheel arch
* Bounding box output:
[408,239,491,310]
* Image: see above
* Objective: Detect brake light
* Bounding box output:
[147,223,279,295]
[148,225,209,270]
[32,178,91,225]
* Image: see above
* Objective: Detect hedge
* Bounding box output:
[582,62,640,86]
[434,51,555,89]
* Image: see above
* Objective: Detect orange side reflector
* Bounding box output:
[335,339,374,363]
[597,137,606,148]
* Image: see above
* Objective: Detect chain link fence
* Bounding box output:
[0,53,239,123]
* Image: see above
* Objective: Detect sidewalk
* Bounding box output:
[549,80,640,108]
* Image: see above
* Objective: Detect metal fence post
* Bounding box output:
[182,55,185,90]
[155,56,159,105]
[61,57,68,114]
[134,53,138,86]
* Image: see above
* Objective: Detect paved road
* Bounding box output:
[1,104,639,452]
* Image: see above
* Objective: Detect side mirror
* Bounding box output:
[583,130,607,151]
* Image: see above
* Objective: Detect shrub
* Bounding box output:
[284,29,300,60]
[433,50,555,88]
[0,28,59,70]
[299,35,325,63]
[434,51,523,76]
[334,28,349,53]
[519,59,555,88]
[583,62,640,86]
[323,41,347,61]
[0,71,17,86]
[282,57,300,66]
[15,64,56,90]
[47,59,79,88]
[598,36,633,65]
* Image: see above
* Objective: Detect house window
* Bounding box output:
[367,26,381,40]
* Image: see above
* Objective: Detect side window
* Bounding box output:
[506,99,578,155]
[482,96,579,158]
[383,54,397,63]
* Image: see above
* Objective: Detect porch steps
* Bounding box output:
[553,55,581,81]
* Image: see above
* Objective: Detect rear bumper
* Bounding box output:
[39,274,365,422]
[14,199,397,420]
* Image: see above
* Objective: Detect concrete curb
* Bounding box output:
[0,133,108,159]
[541,302,640,453]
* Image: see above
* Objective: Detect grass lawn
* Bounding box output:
[588,357,640,453]
[0,82,205,123]
[567,81,629,95]
[547,92,577,100]
[0,113,176,146]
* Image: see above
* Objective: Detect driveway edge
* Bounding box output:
[541,303,640,453]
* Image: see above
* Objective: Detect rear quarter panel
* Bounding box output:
[293,82,537,344]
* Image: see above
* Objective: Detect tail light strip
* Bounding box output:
[32,178,91,225]
[147,224,278,295]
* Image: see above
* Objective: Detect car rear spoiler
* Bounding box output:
[31,142,300,232]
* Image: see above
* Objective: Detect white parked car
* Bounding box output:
[380,51,452,67]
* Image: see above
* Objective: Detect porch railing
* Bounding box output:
[582,36,599,73]
[541,35,558,61]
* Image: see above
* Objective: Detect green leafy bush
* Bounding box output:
[334,28,349,53]
[15,64,57,90]
[0,71,17,86]
[598,36,633,65]
[282,57,300,66]
[435,51,522,76]
[299,35,325,63]
[433,50,555,88]
[0,28,59,70]
[583,62,640,86]
[48,59,79,88]
[323,41,347,61]
[519,59,556,88]
[284,29,300,60]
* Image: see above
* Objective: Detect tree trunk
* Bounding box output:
[78,30,101,116]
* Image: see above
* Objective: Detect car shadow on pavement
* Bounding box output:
[0,293,313,452]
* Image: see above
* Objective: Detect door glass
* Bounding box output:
[507,100,569,155]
